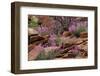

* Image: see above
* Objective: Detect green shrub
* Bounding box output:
[35,50,58,60]
[28,16,38,28]
[74,26,87,37]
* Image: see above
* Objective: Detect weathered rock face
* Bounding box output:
[29,35,50,45]
[55,32,88,59]
[29,35,45,44]
[28,27,50,44]
[28,30,88,60]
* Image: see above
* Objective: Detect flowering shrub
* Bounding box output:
[68,21,87,37]
[37,26,49,36]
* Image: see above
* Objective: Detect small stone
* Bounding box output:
[62,53,76,58]
[56,53,64,58]
[62,53,68,58]
[62,31,72,37]
[80,51,88,58]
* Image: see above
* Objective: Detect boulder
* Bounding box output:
[62,31,72,37]
[60,36,77,45]
[28,44,44,61]
[28,28,38,36]
[80,32,88,38]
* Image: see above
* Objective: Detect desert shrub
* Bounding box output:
[55,37,62,46]
[28,16,38,27]
[74,26,87,37]
[35,50,58,60]
[35,51,47,60]
[68,24,87,37]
